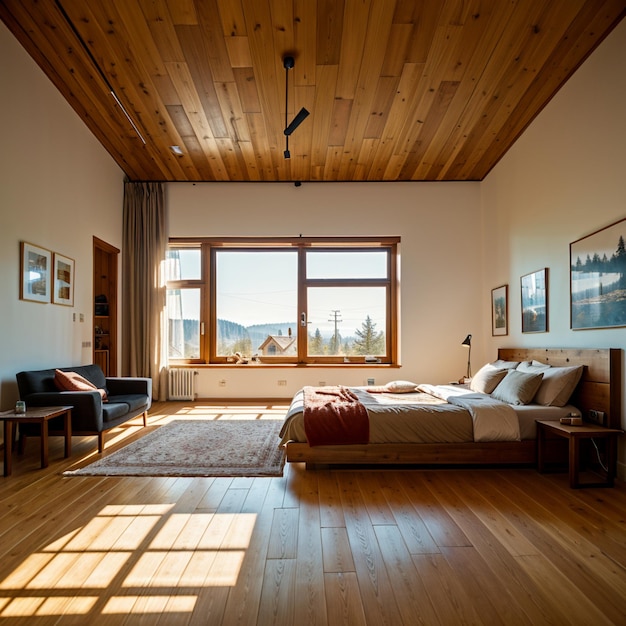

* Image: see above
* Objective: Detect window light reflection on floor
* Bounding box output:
[103,595,197,615]
[0,503,257,618]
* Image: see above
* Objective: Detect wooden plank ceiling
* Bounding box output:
[1,1,624,183]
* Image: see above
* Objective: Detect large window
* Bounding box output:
[166,237,399,365]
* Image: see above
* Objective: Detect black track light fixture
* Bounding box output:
[283,55,309,159]
[285,107,310,136]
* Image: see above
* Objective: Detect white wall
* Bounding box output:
[481,20,626,473]
[168,180,483,397]
[0,22,124,417]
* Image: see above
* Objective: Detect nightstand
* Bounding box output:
[536,420,623,488]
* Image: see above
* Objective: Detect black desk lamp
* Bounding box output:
[461,334,472,379]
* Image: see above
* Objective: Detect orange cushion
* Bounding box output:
[54,369,107,401]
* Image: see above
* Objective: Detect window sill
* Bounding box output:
[170,363,400,368]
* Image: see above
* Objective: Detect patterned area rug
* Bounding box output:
[64,419,286,477]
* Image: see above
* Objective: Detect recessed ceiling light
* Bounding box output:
[170,145,184,156]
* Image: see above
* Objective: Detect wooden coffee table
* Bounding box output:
[0,406,72,476]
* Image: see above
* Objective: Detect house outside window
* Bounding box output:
[166,237,399,365]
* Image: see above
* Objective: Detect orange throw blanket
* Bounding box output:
[303,386,369,446]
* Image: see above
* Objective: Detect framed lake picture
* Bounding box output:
[570,217,626,329]
[491,284,508,336]
[20,242,51,303]
[521,268,548,333]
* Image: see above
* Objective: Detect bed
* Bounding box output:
[280,347,621,468]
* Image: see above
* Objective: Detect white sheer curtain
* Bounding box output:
[122,180,168,400]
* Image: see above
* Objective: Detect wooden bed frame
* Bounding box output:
[283,347,622,468]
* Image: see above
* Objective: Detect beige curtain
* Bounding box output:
[122,180,168,400]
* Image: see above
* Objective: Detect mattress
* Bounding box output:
[279,386,579,445]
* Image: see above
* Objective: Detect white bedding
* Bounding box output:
[280,384,579,445]
[417,383,520,442]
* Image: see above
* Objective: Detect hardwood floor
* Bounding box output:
[0,401,625,625]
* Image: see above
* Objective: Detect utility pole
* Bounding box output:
[328,309,342,354]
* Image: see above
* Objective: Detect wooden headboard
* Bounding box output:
[498,348,622,430]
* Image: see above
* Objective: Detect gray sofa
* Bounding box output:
[16,364,152,453]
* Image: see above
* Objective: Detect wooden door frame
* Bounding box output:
[93,237,120,376]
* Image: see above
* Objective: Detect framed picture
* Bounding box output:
[53,253,75,306]
[521,268,548,333]
[20,242,51,303]
[491,284,508,336]
[570,217,626,329]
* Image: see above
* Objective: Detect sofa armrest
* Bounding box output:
[106,377,152,397]
[22,391,103,429]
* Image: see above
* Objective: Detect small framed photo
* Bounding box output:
[53,253,75,306]
[20,242,52,303]
[570,217,626,329]
[521,268,548,333]
[491,284,508,336]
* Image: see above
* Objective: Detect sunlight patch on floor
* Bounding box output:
[103,595,197,614]
[149,402,290,422]
[0,502,257,618]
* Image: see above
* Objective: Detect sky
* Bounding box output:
[170,248,387,335]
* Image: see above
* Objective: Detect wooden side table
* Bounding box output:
[536,420,623,488]
[0,406,72,476]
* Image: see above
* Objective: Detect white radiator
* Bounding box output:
[168,368,197,400]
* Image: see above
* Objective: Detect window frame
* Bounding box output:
[167,236,399,365]
[165,243,206,364]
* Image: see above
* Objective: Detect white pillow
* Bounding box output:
[384,380,418,393]
[491,370,544,405]
[469,364,508,394]
[534,365,584,406]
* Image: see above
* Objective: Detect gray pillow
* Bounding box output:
[490,359,520,370]
[534,365,584,406]
[470,364,508,394]
[517,360,551,373]
[491,370,544,405]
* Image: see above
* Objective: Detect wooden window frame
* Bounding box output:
[167,236,399,365]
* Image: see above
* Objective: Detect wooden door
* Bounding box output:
[93,237,119,376]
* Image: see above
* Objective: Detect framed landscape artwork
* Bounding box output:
[491,284,508,336]
[20,242,51,303]
[570,218,626,329]
[53,253,75,306]
[521,268,548,333]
